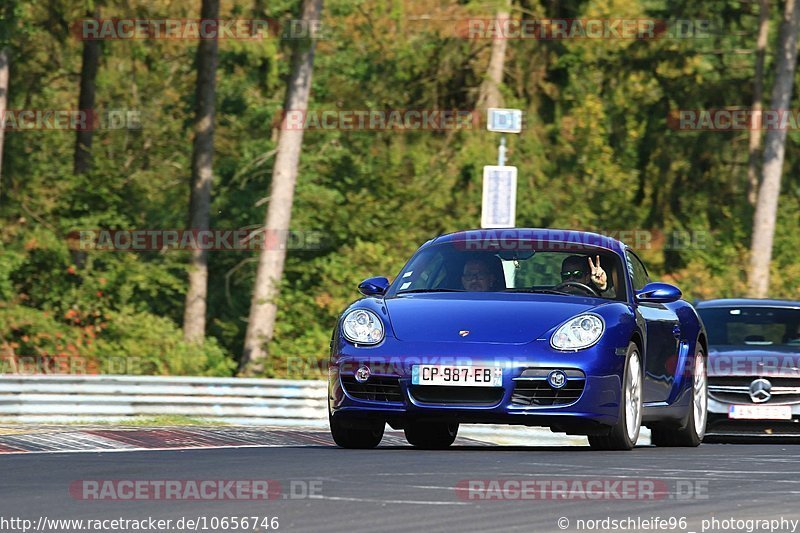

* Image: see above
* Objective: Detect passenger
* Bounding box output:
[560,255,614,296]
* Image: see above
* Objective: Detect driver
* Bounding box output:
[461,258,499,292]
[560,255,613,296]
[785,323,800,344]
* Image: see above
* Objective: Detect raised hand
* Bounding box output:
[588,255,607,291]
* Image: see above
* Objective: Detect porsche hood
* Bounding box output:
[384,293,605,344]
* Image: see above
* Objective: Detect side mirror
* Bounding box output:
[636,282,682,304]
[358,276,390,296]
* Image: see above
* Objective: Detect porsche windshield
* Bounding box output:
[391,242,626,300]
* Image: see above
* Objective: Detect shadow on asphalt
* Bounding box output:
[314,445,651,451]
[703,436,800,445]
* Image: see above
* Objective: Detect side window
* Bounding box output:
[402,252,444,291]
[625,251,650,292]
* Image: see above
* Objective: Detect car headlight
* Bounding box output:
[550,314,604,351]
[342,309,385,345]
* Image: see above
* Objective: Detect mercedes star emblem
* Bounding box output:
[749,378,772,403]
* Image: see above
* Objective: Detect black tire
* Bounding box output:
[651,346,706,447]
[329,413,384,449]
[404,421,459,449]
[589,342,643,451]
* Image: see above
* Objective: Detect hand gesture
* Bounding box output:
[588,256,607,291]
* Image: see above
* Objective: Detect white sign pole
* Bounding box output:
[482,108,522,229]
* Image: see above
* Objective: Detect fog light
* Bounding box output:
[355,365,371,383]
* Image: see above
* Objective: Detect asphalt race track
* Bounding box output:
[2,428,800,533]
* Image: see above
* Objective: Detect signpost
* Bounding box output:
[486,108,522,134]
[481,108,522,228]
[481,165,517,229]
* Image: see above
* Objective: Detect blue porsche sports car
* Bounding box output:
[328,229,708,450]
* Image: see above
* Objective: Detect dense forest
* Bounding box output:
[1,0,799,378]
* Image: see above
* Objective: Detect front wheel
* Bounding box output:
[589,342,642,451]
[404,421,458,449]
[329,413,384,449]
[651,346,707,447]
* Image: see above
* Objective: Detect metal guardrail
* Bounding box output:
[0,375,329,426]
[0,374,651,445]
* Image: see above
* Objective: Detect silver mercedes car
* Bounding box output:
[697,299,800,439]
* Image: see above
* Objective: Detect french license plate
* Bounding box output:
[411,365,502,387]
[728,404,792,420]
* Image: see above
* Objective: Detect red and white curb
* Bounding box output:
[0,426,490,454]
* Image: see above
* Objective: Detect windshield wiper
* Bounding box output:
[397,288,466,294]
[505,288,571,295]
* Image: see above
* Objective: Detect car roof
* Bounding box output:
[429,228,628,254]
[696,298,800,309]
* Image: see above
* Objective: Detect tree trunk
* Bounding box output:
[182,0,220,343]
[747,0,800,297]
[0,48,8,198]
[747,0,770,206]
[73,9,101,175]
[240,0,323,375]
[476,0,511,111]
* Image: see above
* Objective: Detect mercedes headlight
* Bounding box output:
[342,309,385,345]
[550,314,604,351]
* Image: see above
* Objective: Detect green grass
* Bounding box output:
[119,415,229,426]
[0,415,230,427]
